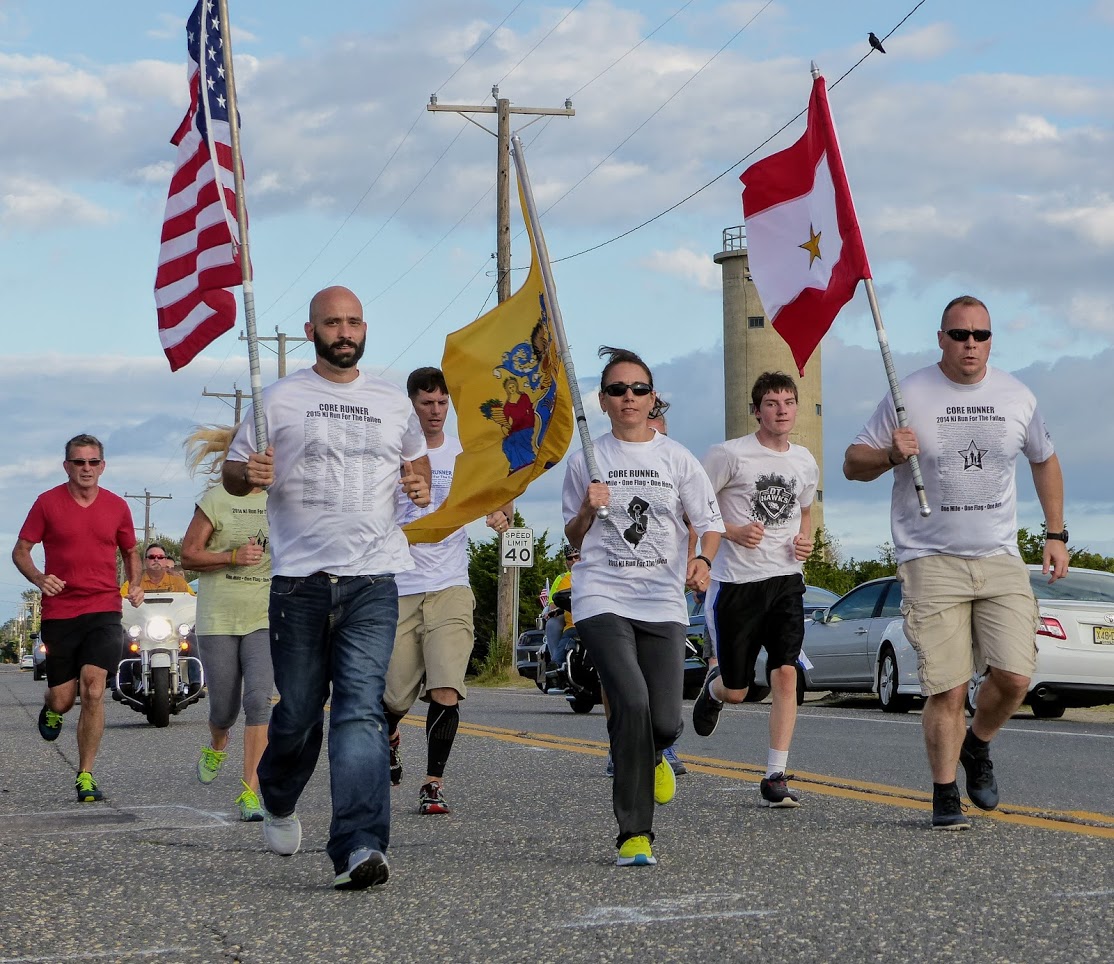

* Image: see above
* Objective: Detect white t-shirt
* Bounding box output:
[704,433,818,585]
[561,431,724,625]
[228,367,427,578]
[855,364,1054,565]
[394,435,469,596]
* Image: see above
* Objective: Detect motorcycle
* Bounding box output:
[528,588,709,711]
[113,591,205,727]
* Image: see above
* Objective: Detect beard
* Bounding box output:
[314,330,366,369]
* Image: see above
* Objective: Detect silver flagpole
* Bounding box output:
[216,0,267,453]
[511,133,607,520]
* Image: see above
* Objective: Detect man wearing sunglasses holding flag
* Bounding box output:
[844,296,1069,830]
[13,434,144,803]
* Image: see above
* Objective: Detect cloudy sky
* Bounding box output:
[3,0,1112,617]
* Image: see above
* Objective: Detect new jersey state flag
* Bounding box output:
[403,184,574,545]
[740,73,871,375]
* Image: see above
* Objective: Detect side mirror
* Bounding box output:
[811,609,827,623]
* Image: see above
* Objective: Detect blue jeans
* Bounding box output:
[258,572,398,873]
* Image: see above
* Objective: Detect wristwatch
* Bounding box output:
[1045,530,1069,542]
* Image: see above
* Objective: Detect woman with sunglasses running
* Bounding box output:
[562,346,724,867]
[180,426,273,822]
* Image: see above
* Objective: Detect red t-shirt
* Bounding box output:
[19,485,137,620]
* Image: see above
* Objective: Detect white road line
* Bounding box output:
[1052,889,1114,898]
[0,948,195,963]
[565,909,774,928]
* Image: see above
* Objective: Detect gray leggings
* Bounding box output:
[197,629,274,730]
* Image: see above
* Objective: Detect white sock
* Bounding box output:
[766,749,789,779]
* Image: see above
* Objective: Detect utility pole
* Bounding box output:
[203,386,245,424]
[124,490,173,548]
[428,87,574,661]
[240,328,311,378]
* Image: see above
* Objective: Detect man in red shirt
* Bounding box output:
[12,434,143,802]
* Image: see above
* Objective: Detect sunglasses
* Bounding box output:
[602,381,653,397]
[942,329,992,343]
[146,555,166,560]
[67,458,103,467]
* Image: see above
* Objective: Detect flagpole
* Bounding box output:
[216,0,267,453]
[511,133,608,520]
[808,63,929,518]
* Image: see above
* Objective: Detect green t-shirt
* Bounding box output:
[194,486,270,637]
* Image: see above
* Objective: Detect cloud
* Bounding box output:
[0,177,112,229]
[638,246,720,290]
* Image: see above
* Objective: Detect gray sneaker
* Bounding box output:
[263,810,302,856]
[333,848,390,890]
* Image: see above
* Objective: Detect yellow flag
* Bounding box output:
[403,185,574,545]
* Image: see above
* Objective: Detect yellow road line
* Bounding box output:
[403,717,1114,839]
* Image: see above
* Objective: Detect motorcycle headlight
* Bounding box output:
[145,617,173,642]
[127,625,142,640]
[178,623,192,638]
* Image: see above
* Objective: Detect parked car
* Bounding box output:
[754,576,910,708]
[20,653,34,670]
[515,627,546,681]
[31,634,47,681]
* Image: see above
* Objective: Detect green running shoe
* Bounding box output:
[616,835,656,867]
[654,755,676,806]
[235,782,265,822]
[75,771,103,803]
[197,745,227,784]
[38,705,63,742]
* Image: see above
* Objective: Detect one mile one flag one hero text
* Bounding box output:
[740,74,871,376]
[403,184,574,545]
[154,0,244,372]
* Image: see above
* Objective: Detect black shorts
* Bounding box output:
[39,611,124,688]
[707,574,805,690]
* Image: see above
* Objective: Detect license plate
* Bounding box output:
[1093,626,1114,645]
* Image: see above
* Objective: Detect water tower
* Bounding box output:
[713,226,825,535]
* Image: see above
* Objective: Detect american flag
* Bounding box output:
[154,0,244,372]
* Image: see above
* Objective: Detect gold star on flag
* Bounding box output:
[799,224,822,267]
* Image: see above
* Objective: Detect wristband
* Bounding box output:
[887,451,899,466]
[230,548,238,565]
[694,554,712,569]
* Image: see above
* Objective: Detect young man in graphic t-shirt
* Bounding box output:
[13,433,144,803]
[692,372,818,808]
[844,295,1068,831]
[383,367,510,816]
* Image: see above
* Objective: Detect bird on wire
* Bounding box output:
[868,31,886,53]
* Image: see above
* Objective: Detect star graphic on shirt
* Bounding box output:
[799,224,822,268]
[959,439,987,470]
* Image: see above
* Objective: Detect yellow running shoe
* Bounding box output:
[616,835,657,867]
[236,781,265,822]
[654,755,676,805]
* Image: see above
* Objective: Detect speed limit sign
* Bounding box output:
[500,527,535,568]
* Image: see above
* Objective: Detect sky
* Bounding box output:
[2,0,1113,618]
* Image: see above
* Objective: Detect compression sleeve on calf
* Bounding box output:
[425,702,460,780]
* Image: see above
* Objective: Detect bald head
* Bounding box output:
[309,286,363,327]
[307,286,367,377]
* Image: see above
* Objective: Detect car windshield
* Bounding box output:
[1030,569,1114,602]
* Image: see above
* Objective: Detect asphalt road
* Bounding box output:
[1,666,1111,963]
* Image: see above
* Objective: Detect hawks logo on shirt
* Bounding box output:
[753,473,797,526]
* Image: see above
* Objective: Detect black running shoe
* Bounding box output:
[759,772,801,808]
[931,783,971,830]
[959,729,999,811]
[389,730,402,786]
[692,666,724,737]
[38,705,63,742]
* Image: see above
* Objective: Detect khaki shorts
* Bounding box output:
[383,584,475,711]
[898,553,1038,696]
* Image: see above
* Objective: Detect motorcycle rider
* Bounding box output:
[542,544,580,684]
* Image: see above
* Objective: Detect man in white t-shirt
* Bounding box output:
[224,286,432,890]
[844,295,1069,831]
[383,367,510,816]
[691,372,818,808]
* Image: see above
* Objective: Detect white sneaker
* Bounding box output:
[263,810,302,856]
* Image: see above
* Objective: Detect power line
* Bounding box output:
[497,0,587,87]
[549,0,930,265]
